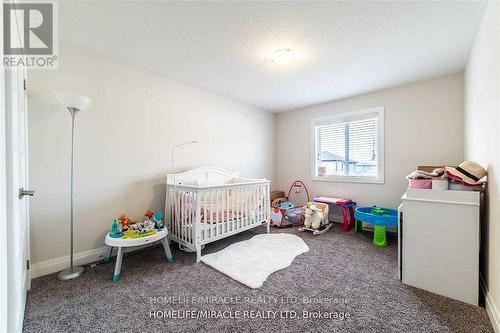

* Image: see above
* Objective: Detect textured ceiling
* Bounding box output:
[60,1,486,112]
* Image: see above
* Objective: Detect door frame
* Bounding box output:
[1,2,10,332]
[0,37,8,332]
[4,52,30,333]
[1,1,31,331]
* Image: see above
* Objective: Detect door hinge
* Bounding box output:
[26,260,30,270]
[23,79,26,90]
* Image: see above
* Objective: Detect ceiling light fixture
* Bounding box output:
[269,48,297,65]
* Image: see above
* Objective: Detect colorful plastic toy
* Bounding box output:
[278,201,294,210]
[128,219,155,233]
[144,210,154,219]
[108,219,123,238]
[270,207,284,227]
[117,214,135,229]
[122,229,156,239]
[153,212,164,229]
[354,206,398,247]
[113,211,162,239]
[313,197,356,232]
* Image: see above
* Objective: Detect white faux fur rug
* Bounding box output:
[201,233,309,289]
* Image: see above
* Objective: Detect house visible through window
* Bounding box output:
[311,107,384,183]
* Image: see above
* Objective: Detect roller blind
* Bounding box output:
[315,115,378,177]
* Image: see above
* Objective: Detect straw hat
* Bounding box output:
[445,161,487,185]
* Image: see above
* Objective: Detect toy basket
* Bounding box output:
[270,180,310,228]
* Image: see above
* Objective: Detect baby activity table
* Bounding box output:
[105,228,173,282]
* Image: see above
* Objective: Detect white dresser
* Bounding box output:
[399,188,481,305]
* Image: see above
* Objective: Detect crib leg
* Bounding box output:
[267,219,270,233]
[196,245,202,263]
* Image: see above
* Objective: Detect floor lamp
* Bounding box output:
[55,91,92,281]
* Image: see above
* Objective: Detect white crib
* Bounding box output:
[165,167,270,262]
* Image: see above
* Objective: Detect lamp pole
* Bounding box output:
[69,107,77,272]
[55,92,92,281]
[57,107,85,280]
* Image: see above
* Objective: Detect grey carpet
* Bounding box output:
[24,225,493,333]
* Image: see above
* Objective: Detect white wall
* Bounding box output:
[275,73,464,209]
[464,1,500,329]
[27,46,466,277]
[28,46,275,266]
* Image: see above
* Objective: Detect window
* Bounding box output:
[311,107,384,183]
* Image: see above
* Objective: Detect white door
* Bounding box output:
[2,4,32,332]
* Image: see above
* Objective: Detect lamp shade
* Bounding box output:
[55,91,92,110]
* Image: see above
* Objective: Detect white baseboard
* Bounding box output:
[481,275,500,333]
[29,242,160,279]
[29,217,395,280]
[29,246,109,279]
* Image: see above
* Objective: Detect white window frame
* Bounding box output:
[311,106,385,184]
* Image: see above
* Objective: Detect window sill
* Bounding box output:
[311,175,385,184]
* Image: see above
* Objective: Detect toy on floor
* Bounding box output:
[298,202,332,235]
[270,207,284,228]
[278,201,294,210]
[313,196,356,232]
[281,207,305,227]
[270,180,310,228]
[354,206,398,247]
[303,202,329,229]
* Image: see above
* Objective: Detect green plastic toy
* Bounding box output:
[371,207,389,216]
[354,206,398,247]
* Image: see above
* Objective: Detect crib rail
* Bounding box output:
[165,180,270,260]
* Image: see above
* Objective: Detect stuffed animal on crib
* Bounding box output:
[303,202,329,230]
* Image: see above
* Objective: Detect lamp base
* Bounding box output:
[57,266,85,281]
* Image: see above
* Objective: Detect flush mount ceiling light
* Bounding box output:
[269,48,297,65]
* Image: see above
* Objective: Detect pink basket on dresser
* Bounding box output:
[408,178,432,189]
